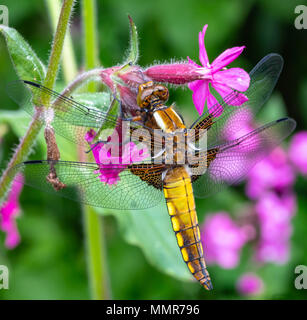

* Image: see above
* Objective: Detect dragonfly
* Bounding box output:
[2,54,296,291]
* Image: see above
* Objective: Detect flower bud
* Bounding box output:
[144,63,206,84]
[100,65,151,114]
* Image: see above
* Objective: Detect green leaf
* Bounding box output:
[0,109,34,137]
[0,25,46,82]
[72,92,112,113]
[97,205,192,282]
[125,15,139,64]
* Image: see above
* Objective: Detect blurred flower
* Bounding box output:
[255,192,296,264]
[246,147,295,200]
[0,173,24,249]
[187,25,250,115]
[210,109,260,184]
[222,108,255,142]
[85,129,149,185]
[201,212,250,269]
[288,131,307,175]
[237,273,264,296]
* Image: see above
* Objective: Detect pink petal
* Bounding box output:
[198,25,209,67]
[214,68,250,92]
[188,80,209,115]
[5,229,20,249]
[85,129,96,143]
[211,46,245,73]
[207,89,223,117]
[212,82,248,106]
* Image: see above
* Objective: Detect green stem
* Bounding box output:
[42,0,75,104]
[82,0,99,92]
[59,68,102,97]
[0,0,75,200]
[81,0,111,300]
[45,0,78,83]
[84,206,109,300]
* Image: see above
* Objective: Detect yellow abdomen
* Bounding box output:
[163,166,213,290]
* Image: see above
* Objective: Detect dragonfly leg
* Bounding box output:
[85,140,109,153]
[122,115,142,122]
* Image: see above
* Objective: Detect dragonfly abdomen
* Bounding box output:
[163,166,213,290]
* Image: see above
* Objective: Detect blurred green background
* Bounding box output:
[0,0,307,299]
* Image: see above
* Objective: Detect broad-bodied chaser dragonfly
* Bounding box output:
[1,54,296,290]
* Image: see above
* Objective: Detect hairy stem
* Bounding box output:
[0,0,76,200]
[42,0,76,105]
[46,0,78,83]
[58,68,103,98]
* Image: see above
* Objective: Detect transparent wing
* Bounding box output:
[6,80,162,150]
[7,160,165,209]
[190,53,284,149]
[191,117,296,198]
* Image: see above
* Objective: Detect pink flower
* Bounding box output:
[0,174,24,249]
[201,212,249,269]
[188,25,250,115]
[237,273,264,296]
[255,192,296,264]
[288,131,307,175]
[85,129,149,185]
[246,147,295,200]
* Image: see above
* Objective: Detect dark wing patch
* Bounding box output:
[129,163,166,190]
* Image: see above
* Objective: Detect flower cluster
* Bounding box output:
[248,147,297,264]
[200,131,307,295]
[0,174,24,249]
[201,212,251,269]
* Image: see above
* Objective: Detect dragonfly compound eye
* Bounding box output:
[137,88,154,109]
[153,85,169,102]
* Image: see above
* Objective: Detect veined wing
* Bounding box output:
[191,117,296,198]
[6,80,164,151]
[6,160,166,209]
[190,54,284,149]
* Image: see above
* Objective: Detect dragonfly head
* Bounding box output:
[137,81,169,110]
